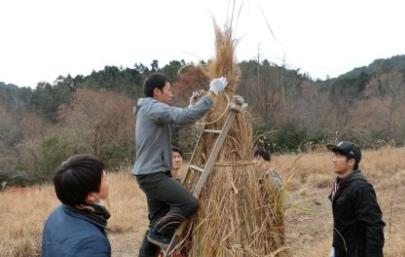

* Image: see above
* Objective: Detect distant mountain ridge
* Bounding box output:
[0,82,28,108]
[336,54,405,79]
[1,54,405,186]
[1,53,405,139]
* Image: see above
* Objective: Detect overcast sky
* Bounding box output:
[1,0,404,88]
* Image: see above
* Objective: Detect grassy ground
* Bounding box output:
[1,147,404,257]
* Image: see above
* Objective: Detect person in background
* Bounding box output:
[327,141,384,257]
[42,154,111,257]
[253,148,283,190]
[254,147,285,246]
[171,147,184,183]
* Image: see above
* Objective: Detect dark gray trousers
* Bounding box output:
[136,172,198,257]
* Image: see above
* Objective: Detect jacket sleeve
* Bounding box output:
[149,95,213,127]
[353,183,385,257]
[73,235,111,257]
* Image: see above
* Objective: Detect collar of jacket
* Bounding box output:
[63,204,110,229]
[329,170,367,202]
[135,97,153,115]
[336,170,366,189]
[137,97,157,107]
[135,97,163,115]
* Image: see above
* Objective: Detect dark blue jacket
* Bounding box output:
[41,205,111,257]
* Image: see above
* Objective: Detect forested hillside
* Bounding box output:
[1,55,405,185]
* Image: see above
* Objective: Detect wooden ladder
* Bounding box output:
[163,104,239,257]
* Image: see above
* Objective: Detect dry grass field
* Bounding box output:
[1,147,404,257]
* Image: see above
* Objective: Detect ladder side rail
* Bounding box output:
[192,110,236,198]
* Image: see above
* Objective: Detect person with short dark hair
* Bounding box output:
[143,73,171,98]
[254,148,271,162]
[327,141,385,257]
[254,147,285,246]
[254,148,282,190]
[133,73,228,256]
[171,147,184,182]
[41,154,111,257]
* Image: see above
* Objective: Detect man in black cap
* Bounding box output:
[326,141,385,257]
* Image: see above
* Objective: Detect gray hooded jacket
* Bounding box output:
[132,95,213,175]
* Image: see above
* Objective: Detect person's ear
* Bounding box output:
[153,88,161,98]
[85,192,99,204]
[348,158,355,168]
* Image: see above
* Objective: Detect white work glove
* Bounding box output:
[328,247,335,257]
[209,77,228,95]
[188,90,206,107]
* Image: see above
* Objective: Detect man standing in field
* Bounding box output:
[327,141,385,257]
[133,73,227,257]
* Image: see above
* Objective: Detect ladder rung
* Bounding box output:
[203,129,222,134]
[163,110,238,256]
[190,165,204,173]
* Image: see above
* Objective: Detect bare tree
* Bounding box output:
[59,88,134,167]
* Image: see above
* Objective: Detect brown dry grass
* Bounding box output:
[0,185,56,257]
[0,169,147,257]
[0,148,404,256]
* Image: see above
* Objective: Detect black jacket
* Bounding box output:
[329,170,385,257]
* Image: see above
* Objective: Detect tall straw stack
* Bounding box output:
[179,21,286,257]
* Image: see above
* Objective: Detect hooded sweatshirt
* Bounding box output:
[132,95,213,175]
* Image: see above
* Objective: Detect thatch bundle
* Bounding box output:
[178,22,286,257]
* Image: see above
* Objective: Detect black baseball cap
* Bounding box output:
[327,141,361,162]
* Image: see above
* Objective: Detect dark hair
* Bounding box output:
[254,148,271,162]
[172,146,183,157]
[53,154,105,207]
[144,73,170,97]
[332,149,360,170]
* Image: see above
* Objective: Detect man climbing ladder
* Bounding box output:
[132,73,228,257]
